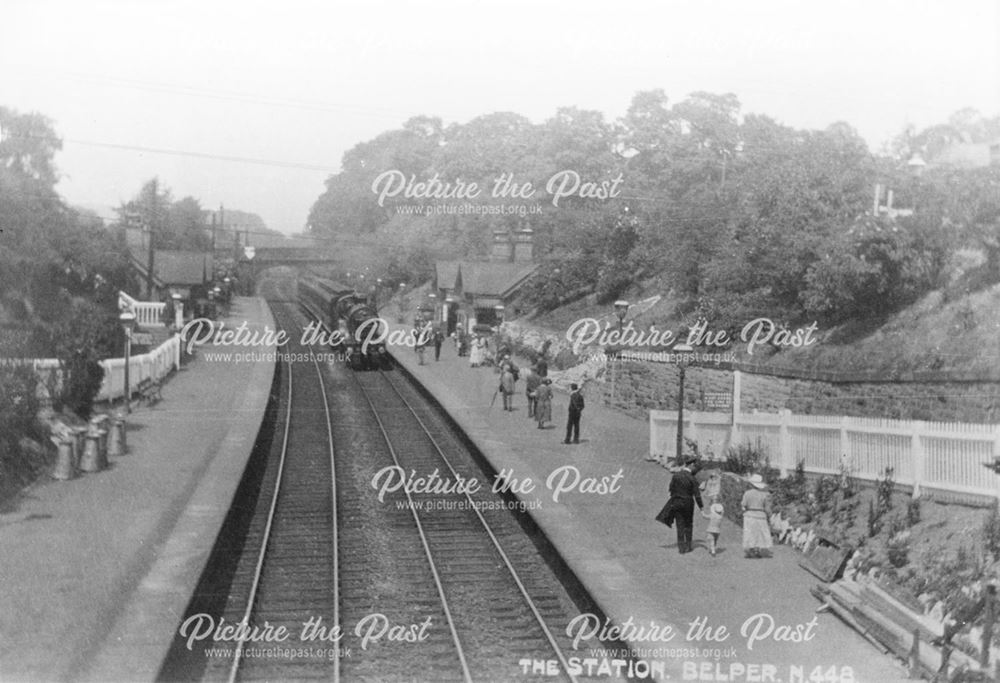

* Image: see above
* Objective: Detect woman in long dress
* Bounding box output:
[534,378,553,429]
[469,335,485,367]
[741,474,773,558]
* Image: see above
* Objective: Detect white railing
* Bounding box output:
[25,335,181,404]
[97,334,181,401]
[118,291,166,327]
[650,409,1000,500]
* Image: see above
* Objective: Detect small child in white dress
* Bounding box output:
[701,501,725,556]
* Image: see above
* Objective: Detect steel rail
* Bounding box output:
[378,369,580,683]
[353,375,476,683]
[225,339,294,683]
[226,304,341,683]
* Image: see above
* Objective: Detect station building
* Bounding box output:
[432,227,538,335]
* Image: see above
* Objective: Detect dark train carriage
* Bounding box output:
[298,275,391,370]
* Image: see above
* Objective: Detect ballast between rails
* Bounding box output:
[353,369,580,683]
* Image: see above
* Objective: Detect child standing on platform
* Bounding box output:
[702,501,724,556]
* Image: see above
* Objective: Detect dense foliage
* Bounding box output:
[0,107,134,424]
[308,97,1000,329]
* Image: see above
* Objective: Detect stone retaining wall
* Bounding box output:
[500,321,1000,423]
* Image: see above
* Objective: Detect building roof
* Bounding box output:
[435,261,461,290]
[129,250,212,287]
[435,260,538,299]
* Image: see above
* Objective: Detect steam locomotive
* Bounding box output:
[298,275,391,370]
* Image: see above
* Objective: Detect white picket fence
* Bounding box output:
[28,335,181,403]
[650,409,1000,500]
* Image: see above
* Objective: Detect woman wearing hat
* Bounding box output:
[741,474,773,558]
[534,378,553,429]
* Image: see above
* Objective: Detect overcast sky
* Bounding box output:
[3,0,998,234]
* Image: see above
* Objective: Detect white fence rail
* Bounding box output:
[650,409,1000,500]
[25,335,181,403]
[118,290,166,327]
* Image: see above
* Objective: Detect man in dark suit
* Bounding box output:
[668,458,703,553]
[563,383,584,444]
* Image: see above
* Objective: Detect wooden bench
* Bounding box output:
[136,377,163,405]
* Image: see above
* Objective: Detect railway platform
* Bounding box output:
[0,297,276,682]
[391,339,909,681]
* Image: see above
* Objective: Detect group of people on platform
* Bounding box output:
[413,320,585,444]
[657,459,773,559]
[494,355,585,444]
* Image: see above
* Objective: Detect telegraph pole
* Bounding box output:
[145,178,157,299]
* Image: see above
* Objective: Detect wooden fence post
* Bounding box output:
[840,416,850,473]
[779,409,793,476]
[912,420,926,500]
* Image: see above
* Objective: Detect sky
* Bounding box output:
[2,0,999,235]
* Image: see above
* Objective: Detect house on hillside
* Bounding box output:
[432,227,539,335]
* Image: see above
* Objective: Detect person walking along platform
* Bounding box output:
[535,378,552,429]
[524,366,540,418]
[741,474,773,558]
[657,458,703,554]
[499,365,515,412]
[563,383,584,444]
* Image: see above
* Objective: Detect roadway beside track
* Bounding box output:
[389,338,909,682]
[0,297,276,682]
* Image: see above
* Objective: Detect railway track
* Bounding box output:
[166,286,615,681]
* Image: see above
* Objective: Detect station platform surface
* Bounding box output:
[392,339,909,682]
[0,297,276,682]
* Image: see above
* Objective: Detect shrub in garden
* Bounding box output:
[0,365,40,450]
[982,504,1000,561]
[0,365,44,491]
[867,466,896,538]
[906,497,921,527]
[770,459,807,508]
[723,439,770,476]
[47,299,116,418]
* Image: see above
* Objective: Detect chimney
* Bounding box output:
[491,229,512,262]
[512,227,534,262]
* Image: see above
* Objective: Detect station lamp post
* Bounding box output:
[609,300,630,403]
[613,300,629,334]
[119,309,136,414]
[673,337,695,464]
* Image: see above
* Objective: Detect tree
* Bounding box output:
[0,106,61,185]
[165,196,210,250]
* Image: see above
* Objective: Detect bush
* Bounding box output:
[906,497,921,527]
[982,504,1000,560]
[0,365,40,452]
[770,459,807,507]
[723,439,770,476]
[49,299,116,418]
[868,466,896,538]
